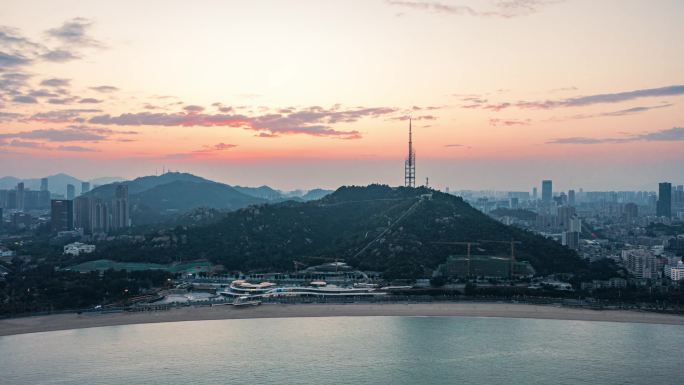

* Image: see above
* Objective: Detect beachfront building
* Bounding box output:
[665,261,684,281]
[63,242,96,256]
[623,249,659,279]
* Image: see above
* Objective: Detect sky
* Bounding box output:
[1,0,683,191]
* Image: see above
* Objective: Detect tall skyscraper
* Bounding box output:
[66,184,75,200]
[40,177,48,192]
[16,182,25,211]
[568,189,576,206]
[81,182,90,195]
[657,182,672,218]
[51,199,74,232]
[112,184,130,229]
[624,203,638,222]
[74,196,92,233]
[541,180,552,203]
[404,119,415,188]
[532,187,538,201]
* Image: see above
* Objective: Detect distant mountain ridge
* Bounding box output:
[83,172,333,225]
[0,173,122,195]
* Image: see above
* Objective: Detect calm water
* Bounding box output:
[1,316,682,385]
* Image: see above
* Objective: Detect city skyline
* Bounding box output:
[1,0,683,190]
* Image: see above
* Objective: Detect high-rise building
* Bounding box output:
[90,198,110,233]
[51,199,74,232]
[624,203,638,222]
[558,206,576,230]
[623,249,659,279]
[16,182,25,211]
[112,184,130,229]
[81,182,90,195]
[568,189,576,206]
[40,177,48,192]
[657,182,672,218]
[74,196,92,233]
[66,184,76,200]
[562,231,580,251]
[541,180,552,203]
[532,187,538,201]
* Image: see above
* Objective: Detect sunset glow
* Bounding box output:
[1,0,683,190]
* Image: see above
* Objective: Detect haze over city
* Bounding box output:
[1,0,682,191]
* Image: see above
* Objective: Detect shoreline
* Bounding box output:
[1,302,683,337]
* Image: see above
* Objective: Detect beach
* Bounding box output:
[1,302,683,336]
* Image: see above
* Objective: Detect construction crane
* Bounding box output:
[432,241,481,277]
[477,239,522,278]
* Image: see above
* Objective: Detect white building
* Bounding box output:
[622,249,659,279]
[665,261,684,281]
[63,242,96,256]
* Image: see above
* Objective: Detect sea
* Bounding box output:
[1,316,682,385]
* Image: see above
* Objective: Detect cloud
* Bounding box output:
[40,49,80,62]
[391,114,437,121]
[29,108,103,123]
[6,139,45,149]
[489,118,531,126]
[47,97,78,105]
[45,18,102,48]
[56,145,98,152]
[0,126,136,142]
[166,142,238,159]
[12,95,38,104]
[0,112,23,122]
[90,85,119,93]
[89,105,396,139]
[518,85,684,109]
[547,127,684,145]
[195,142,238,152]
[183,105,205,113]
[461,85,684,112]
[40,78,71,87]
[79,98,102,104]
[0,72,32,91]
[387,0,560,18]
[256,132,280,138]
[0,51,32,67]
[444,143,471,149]
[549,104,673,121]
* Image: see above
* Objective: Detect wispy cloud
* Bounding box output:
[387,0,561,18]
[0,51,31,67]
[89,105,397,139]
[461,85,684,112]
[489,118,531,126]
[547,127,684,144]
[444,143,472,149]
[0,126,137,142]
[40,78,71,87]
[90,85,119,93]
[29,108,102,123]
[548,103,673,121]
[45,18,103,48]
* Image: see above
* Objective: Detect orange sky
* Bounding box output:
[1,0,683,190]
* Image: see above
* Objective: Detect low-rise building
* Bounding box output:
[63,242,96,256]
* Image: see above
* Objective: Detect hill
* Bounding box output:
[103,185,586,278]
[85,173,265,224]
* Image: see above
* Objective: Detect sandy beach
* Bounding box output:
[1,303,682,336]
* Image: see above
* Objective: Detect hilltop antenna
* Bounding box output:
[404,118,416,187]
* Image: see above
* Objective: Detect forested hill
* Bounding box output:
[156,184,585,278]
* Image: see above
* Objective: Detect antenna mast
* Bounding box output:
[404,118,416,187]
